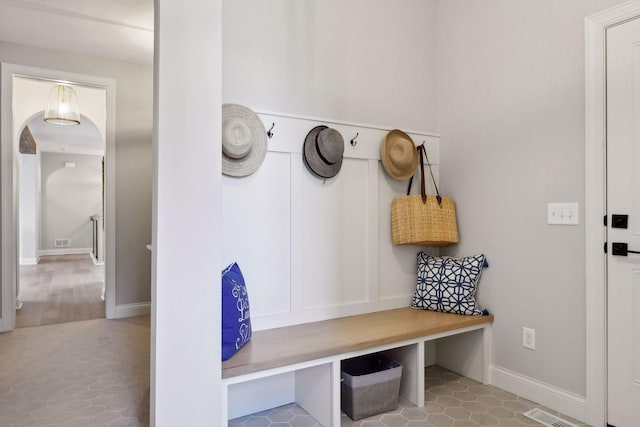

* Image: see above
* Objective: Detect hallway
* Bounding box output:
[17,254,104,328]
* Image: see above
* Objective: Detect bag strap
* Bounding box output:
[405,144,441,206]
[420,144,442,206]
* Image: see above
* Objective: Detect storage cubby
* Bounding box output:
[225,360,334,425]
[222,308,493,426]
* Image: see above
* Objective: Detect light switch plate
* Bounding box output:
[547,203,579,225]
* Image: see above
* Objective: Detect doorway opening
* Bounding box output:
[15,94,107,327]
[0,65,117,332]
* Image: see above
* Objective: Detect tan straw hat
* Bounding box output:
[380,129,418,180]
[222,103,268,177]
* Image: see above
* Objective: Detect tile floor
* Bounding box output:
[0,317,590,427]
[0,316,149,427]
[229,365,589,427]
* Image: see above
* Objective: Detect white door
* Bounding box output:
[606,16,640,427]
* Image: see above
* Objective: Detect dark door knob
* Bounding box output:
[612,242,640,256]
[612,214,629,229]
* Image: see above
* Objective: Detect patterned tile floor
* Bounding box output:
[0,316,149,427]
[229,365,590,427]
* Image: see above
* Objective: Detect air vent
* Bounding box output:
[54,239,70,248]
[523,408,578,427]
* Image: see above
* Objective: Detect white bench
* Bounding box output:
[221,307,494,426]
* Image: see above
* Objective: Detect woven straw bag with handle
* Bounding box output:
[391,144,459,246]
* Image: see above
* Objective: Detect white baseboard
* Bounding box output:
[38,248,92,256]
[114,302,151,319]
[19,257,37,265]
[90,252,105,266]
[489,364,586,423]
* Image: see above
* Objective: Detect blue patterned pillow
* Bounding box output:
[411,252,488,316]
[221,262,252,361]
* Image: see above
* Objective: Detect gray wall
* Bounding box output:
[40,152,102,251]
[0,41,153,305]
[435,0,623,396]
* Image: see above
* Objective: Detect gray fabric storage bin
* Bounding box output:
[340,353,402,421]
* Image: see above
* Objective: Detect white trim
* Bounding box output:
[90,252,105,266]
[489,364,586,423]
[0,64,18,332]
[0,63,116,331]
[19,257,37,265]
[585,3,640,426]
[38,248,92,256]
[255,112,441,162]
[255,109,441,138]
[114,302,150,319]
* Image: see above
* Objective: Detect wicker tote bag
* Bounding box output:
[391,144,459,246]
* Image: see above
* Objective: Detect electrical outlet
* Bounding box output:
[547,203,579,225]
[522,327,535,350]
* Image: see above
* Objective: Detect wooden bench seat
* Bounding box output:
[222,307,494,379]
[222,307,494,425]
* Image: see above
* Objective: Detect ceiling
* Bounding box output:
[2,1,153,155]
[0,0,154,65]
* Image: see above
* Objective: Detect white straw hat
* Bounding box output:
[380,129,418,180]
[222,104,267,177]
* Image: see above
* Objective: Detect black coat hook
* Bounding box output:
[350,132,359,146]
[267,123,275,139]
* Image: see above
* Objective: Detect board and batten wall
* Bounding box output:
[222,114,440,331]
[221,0,439,331]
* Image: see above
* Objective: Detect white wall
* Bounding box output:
[223,0,437,132]
[152,0,222,424]
[0,41,153,305]
[18,153,37,264]
[39,152,102,252]
[435,0,625,398]
[222,0,439,330]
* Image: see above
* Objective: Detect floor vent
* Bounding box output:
[522,408,578,427]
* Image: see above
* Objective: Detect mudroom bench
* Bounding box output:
[221,307,494,426]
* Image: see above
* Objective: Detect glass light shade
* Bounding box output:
[44,85,80,126]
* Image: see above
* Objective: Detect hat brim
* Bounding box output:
[303,125,343,179]
[222,104,268,177]
[380,129,418,180]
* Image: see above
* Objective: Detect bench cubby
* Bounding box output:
[222,307,494,426]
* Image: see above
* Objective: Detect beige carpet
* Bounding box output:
[17,254,105,328]
[0,316,150,427]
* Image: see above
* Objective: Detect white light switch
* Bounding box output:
[547,203,579,225]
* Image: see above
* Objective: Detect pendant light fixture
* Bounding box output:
[44,84,80,126]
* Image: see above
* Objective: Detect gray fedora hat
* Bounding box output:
[222,103,268,177]
[303,125,344,179]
